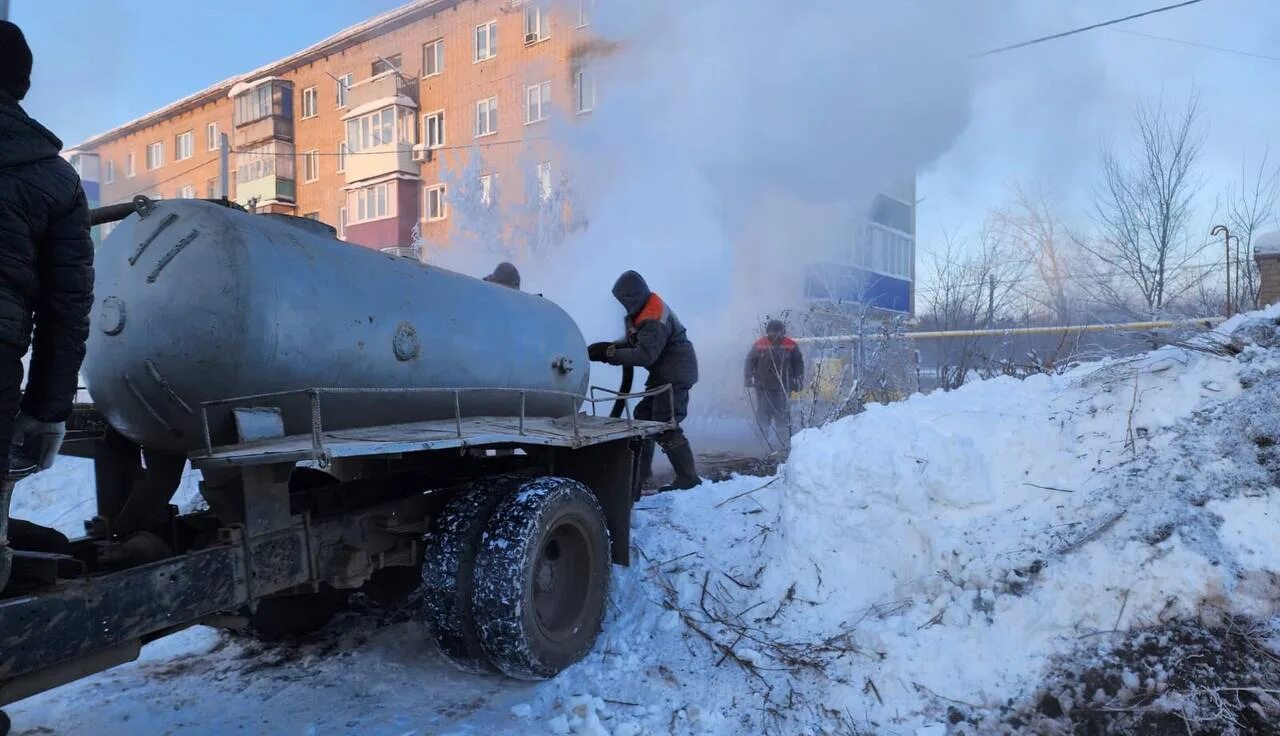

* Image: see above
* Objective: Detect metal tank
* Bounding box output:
[84,199,589,453]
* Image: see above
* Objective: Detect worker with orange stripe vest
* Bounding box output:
[588,271,701,493]
[745,319,804,452]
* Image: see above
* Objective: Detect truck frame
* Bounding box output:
[0,382,672,734]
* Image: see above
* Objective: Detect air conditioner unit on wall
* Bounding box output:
[411,146,433,163]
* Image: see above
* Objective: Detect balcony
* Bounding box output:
[237,176,296,207]
[342,87,419,184]
[235,115,293,148]
[347,71,418,112]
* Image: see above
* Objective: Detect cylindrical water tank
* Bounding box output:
[84,200,589,453]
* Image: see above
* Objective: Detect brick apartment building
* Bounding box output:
[66,0,597,253]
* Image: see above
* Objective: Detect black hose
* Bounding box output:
[610,365,634,418]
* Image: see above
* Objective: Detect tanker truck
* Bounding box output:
[0,197,671,734]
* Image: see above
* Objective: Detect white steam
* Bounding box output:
[437,1,998,447]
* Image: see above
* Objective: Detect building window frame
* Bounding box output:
[303,149,320,183]
[536,161,552,202]
[525,81,551,125]
[351,181,392,223]
[175,131,194,162]
[337,141,348,173]
[125,152,136,178]
[104,160,115,184]
[475,96,498,138]
[425,183,447,221]
[422,39,444,78]
[479,173,495,206]
[338,206,347,238]
[423,110,446,149]
[345,106,397,152]
[178,184,196,199]
[206,122,219,151]
[577,0,592,27]
[371,54,403,77]
[525,4,550,44]
[146,141,164,171]
[574,69,596,114]
[474,20,497,62]
[336,73,353,108]
[301,86,318,119]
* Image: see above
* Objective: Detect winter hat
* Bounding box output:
[0,21,33,101]
[483,262,521,289]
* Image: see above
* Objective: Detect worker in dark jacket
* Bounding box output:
[482,262,520,290]
[588,271,700,492]
[745,319,803,452]
[0,21,96,590]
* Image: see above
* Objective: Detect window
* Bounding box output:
[178,184,196,199]
[423,39,443,77]
[104,160,115,184]
[574,69,596,114]
[353,182,390,222]
[125,152,136,178]
[525,82,551,124]
[372,54,402,77]
[524,4,549,43]
[303,149,319,182]
[301,86,317,119]
[536,161,552,201]
[345,107,397,152]
[423,111,445,149]
[475,97,498,137]
[206,177,217,198]
[337,142,348,173]
[234,84,273,125]
[236,141,294,183]
[338,207,347,239]
[474,21,497,62]
[335,73,353,108]
[577,0,592,27]
[206,122,219,151]
[303,212,320,221]
[146,141,164,170]
[479,173,495,206]
[425,184,447,221]
[175,131,193,161]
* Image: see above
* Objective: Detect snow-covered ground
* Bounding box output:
[8,311,1280,734]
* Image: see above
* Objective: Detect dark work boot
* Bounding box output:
[658,437,701,492]
[0,478,13,593]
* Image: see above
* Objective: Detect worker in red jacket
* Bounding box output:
[744,319,804,452]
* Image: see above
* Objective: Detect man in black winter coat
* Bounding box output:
[588,271,701,493]
[0,22,96,590]
[745,319,804,452]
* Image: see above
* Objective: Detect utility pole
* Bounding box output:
[1211,225,1232,315]
[218,133,230,199]
[0,0,11,21]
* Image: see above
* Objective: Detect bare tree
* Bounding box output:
[1084,94,1207,317]
[991,183,1078,323]
[1224,151,1280,312]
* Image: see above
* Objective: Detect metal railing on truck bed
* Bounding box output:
[189,384,677,469]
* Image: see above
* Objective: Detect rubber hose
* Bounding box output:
[610,365,634,418]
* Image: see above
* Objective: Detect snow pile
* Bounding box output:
[529,309,1280,734]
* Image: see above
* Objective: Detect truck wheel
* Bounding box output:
[0,708,9,736]
[421,475,527,673]
[473,477,611,680]
[245,586,347,641]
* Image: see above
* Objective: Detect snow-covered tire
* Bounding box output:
[421,475,527,673]
[473,477,611,680]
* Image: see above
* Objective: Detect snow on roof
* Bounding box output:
[69,0,455,151]
[227,76,288,99]
[1254,230,1280,256]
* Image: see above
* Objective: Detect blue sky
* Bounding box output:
[11,0,1280,251]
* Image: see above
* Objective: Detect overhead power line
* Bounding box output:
[1113,28,1280,64]
[973,0,1210,58]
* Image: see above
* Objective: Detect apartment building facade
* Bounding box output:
[67,0,597,253]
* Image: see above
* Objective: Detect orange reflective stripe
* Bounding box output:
[634,293,667,325]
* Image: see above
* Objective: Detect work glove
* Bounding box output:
[587,342,614,362]
[10,413,66,476]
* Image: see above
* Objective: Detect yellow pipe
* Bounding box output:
[796,317,1226,344]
